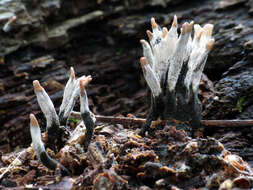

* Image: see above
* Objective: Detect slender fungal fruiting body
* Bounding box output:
[33,80,61,152]
[81,111,96,150]
[30,114,71,176]
[59,67,79,126]
[79,77,96,150]
[30,67,94,175]
[3,15,16,32]
[139,15,215,136]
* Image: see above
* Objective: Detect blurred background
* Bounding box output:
[0,0,253,161]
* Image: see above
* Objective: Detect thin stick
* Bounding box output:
[0,149,26,180]
[71,111,147,126]
[71,111,253,128]
[201,120,253,128]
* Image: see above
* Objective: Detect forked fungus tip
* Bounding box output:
[33,80,43,92]
[194,24,203,41]
[184,22,192,33]
[181,22,188,35]
[203,24,214,36]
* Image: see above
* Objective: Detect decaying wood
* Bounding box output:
[0,149,26,180]
[71,111,253,128]
[2,119,253,189]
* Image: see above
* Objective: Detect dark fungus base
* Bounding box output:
[41,111,95,176]
[40,151,71,176]
[140,62,202,137]
[81,111,95,151]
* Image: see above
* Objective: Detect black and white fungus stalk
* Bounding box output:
[30,67,95,175]
[29,114,71,176]
[33,80,61,152]
[58,67,82,126]
[139,15,215,136]
[79,77,96,151]
[59,67,76,125]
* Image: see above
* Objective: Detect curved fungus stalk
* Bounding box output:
[30,67,94,175]
[79,76,96,151]
[29,114,71,176]
[139,15,215,136]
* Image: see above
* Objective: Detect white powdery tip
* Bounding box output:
[30,114,45,160]
[172,15,178,27]
[180,21,194,36]
[33,80,43,92]
[29,114,42,144]
[184,22,193,34]
[33,80,59,127]
[70,67,75,80]
[140,57,161,97]
[30,114,39,128]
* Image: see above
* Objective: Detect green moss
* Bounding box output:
[68,117,80,124]
[236,97,245,113]
[115,49,124,56]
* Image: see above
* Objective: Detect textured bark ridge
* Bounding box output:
[139,16,215,136]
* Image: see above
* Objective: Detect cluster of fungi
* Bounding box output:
[30,68,95,176]
[1,15,253,189]
[139,15,214,137]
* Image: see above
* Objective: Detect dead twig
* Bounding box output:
[71,111,253,128]
[71,111,147,126]
[201,120,253,128]
[0,149,26,180]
